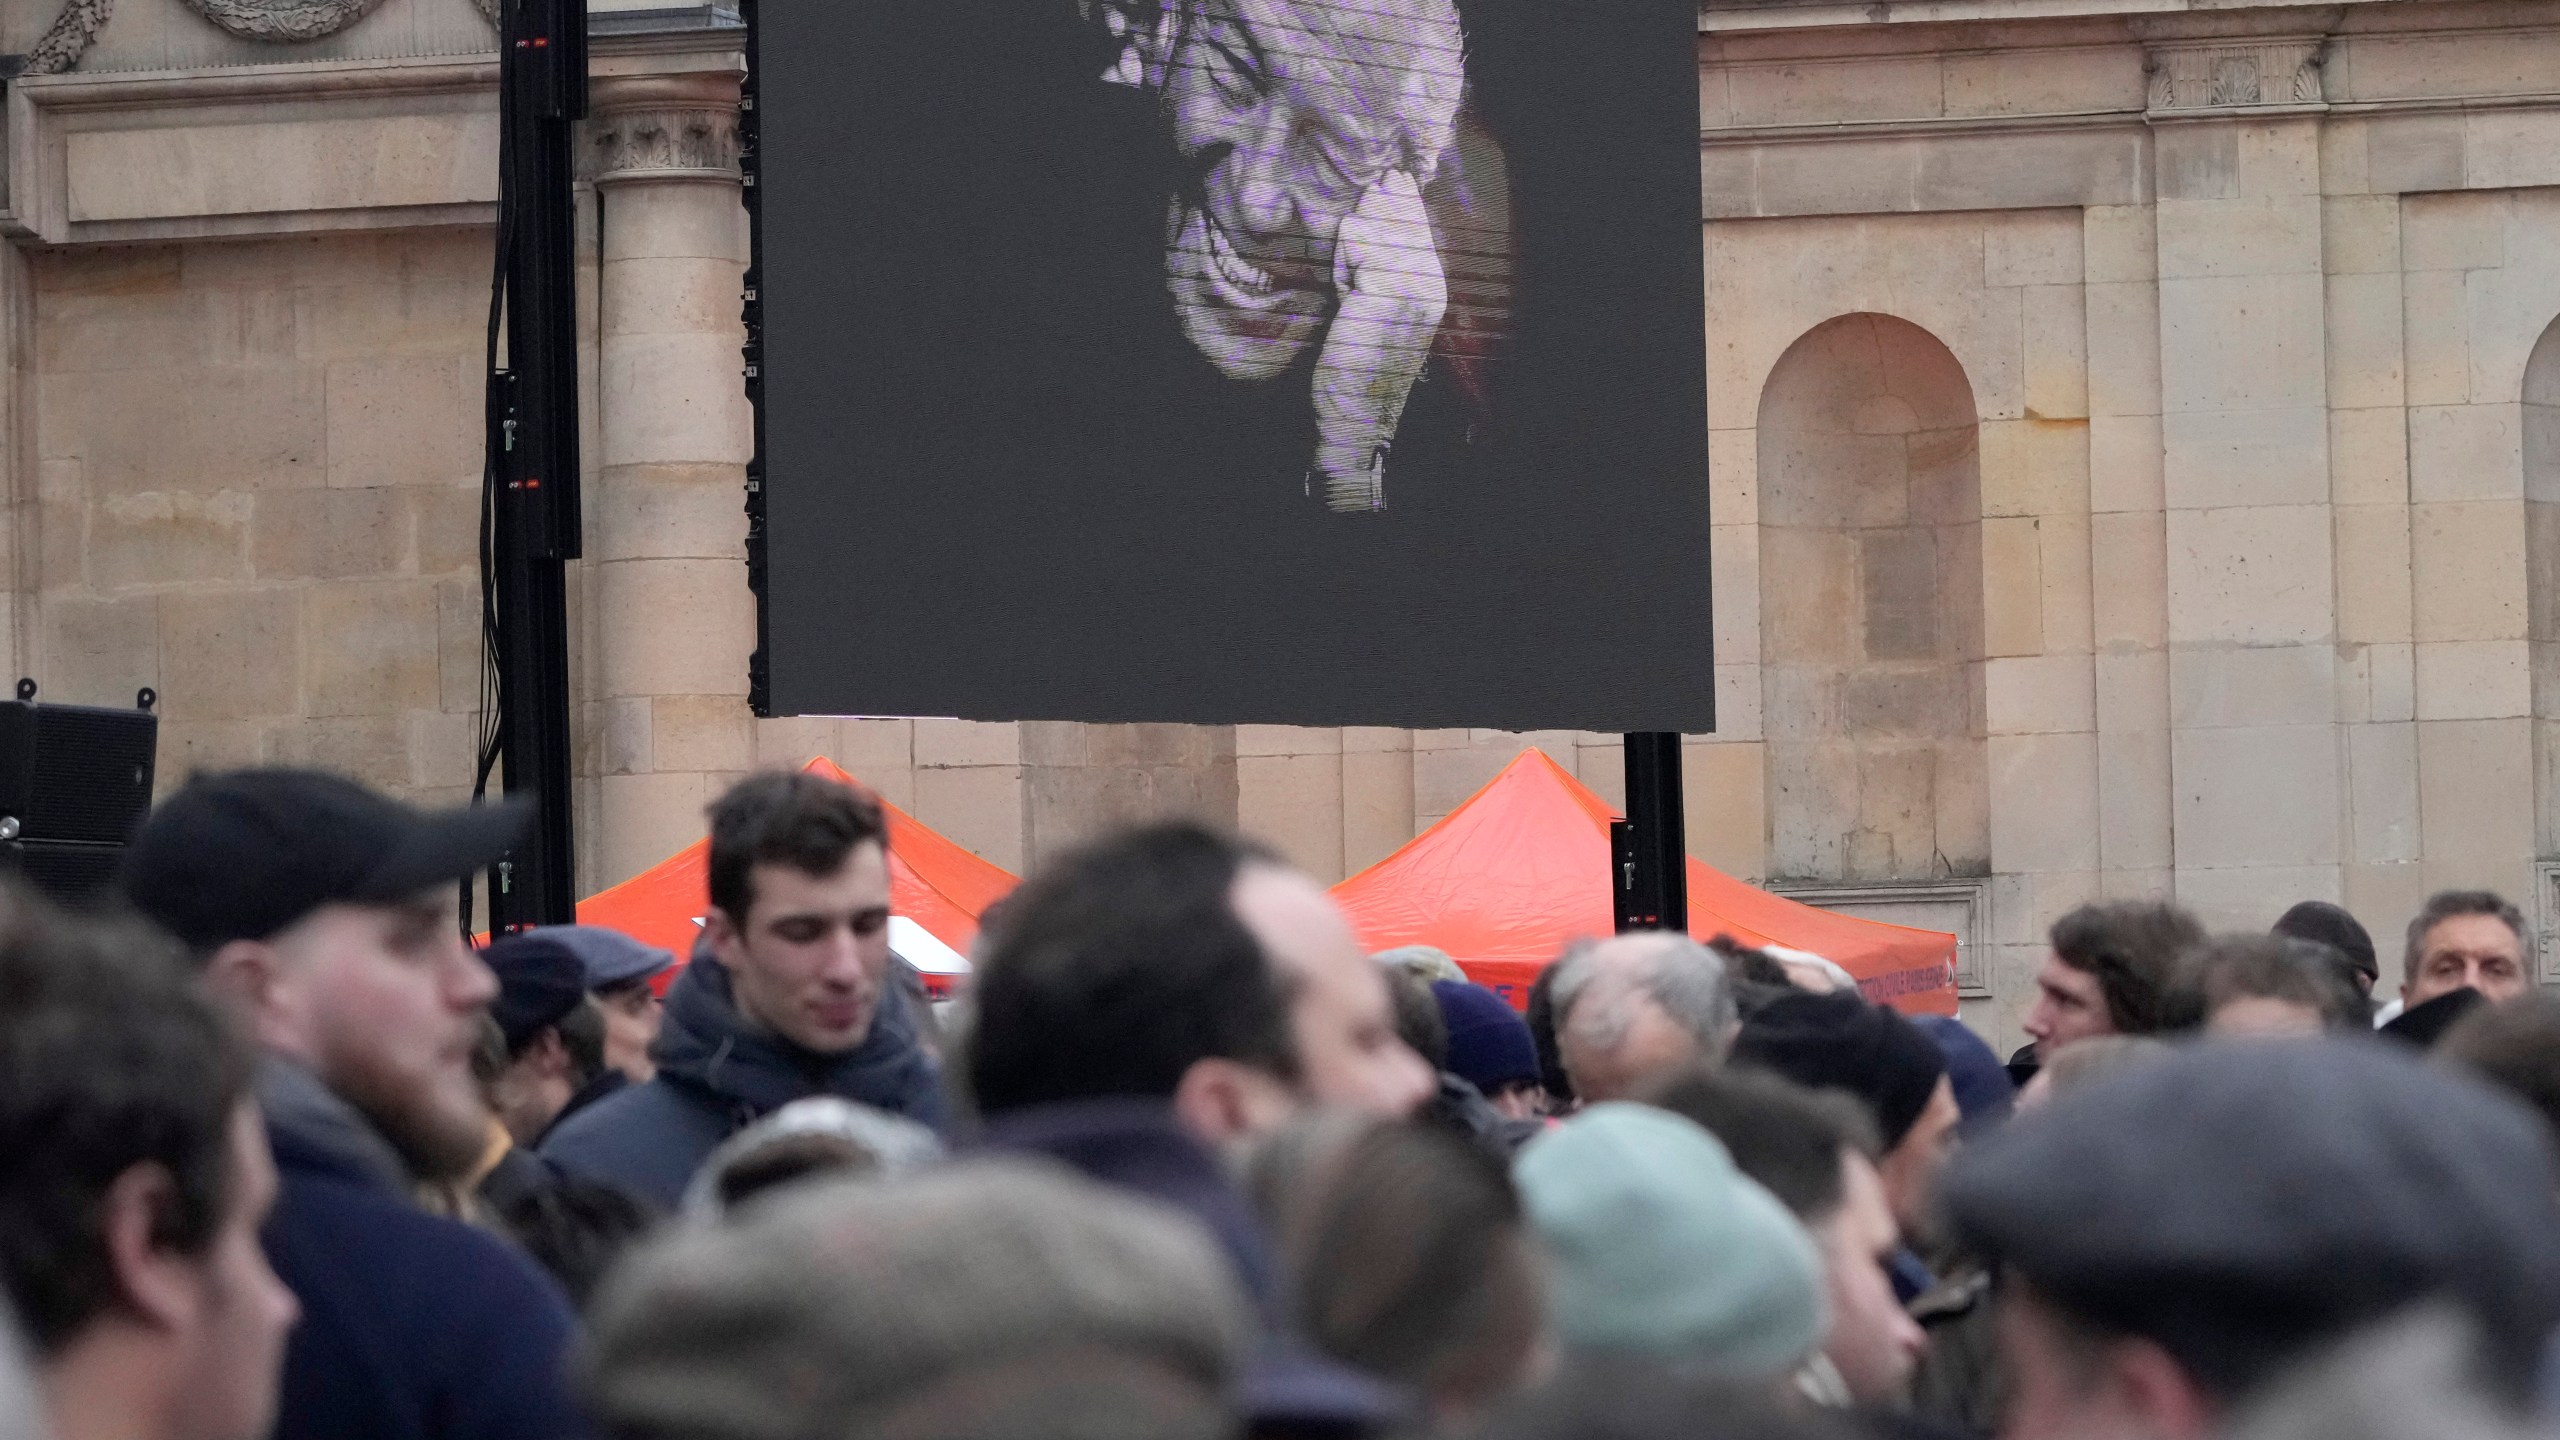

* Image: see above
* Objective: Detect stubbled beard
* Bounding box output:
[324,1049,489,1183]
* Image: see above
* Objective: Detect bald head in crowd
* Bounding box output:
[1549,933,1738,1104]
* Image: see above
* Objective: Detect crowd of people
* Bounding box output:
[6,763,2560,1440]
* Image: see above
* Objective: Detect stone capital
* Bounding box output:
[584,71,742,185]
[2142,36,2327,113]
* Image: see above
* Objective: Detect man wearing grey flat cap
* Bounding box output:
[1944,1039,2560,1440]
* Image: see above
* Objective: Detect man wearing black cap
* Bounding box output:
[1731,991,1957,1266]
[1944,1040,2560,1440]
[2270,899,2379,999]
[119,769,582,1440]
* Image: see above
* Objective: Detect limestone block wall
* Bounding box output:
[1691,0,2560,1043]
[24,230,489,801]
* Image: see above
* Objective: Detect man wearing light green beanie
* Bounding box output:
[1513,1102,1828,1385]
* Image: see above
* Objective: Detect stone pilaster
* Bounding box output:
[2141,23,2348,926]
[579,48,756,890]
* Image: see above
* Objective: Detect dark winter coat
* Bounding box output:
[974,1098,1411,1436]
[538,956,943,1210]
[259,1061,584,1440]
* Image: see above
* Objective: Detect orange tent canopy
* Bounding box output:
[573,758,1018,983]
[1332,750,1959,1016]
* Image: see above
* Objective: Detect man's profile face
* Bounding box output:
[2404,913,2528,1008]
[1878,1074,1960,1243]
[269,894,498,1181]
[1819,1151,1925,1405]
[171,1105,298,1440]
[1231,862,1433,1119]
[711,843,893,1057]
[1160,0,1436,379]
[595,980,664,1083]
[2023,955,2114,1053]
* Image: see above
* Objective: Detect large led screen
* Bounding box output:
[750,0,1711,730]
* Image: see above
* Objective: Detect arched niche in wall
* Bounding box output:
[1757,313,1989,885]
[2526,318,2560,903]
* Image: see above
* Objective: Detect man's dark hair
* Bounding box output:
[1640,1064,1879,1224]
[1709,934,1791,990]
[0,893,253,1353]
[1385,965,1449,1071]
[967,823,1298,1115]
[2404,891,2527,977]
[488,1175,655,1311]
[706,772,889,923]
[478,999,606,1091]
[2197,935,2368,1031]
[2441,996,2560,1148]
[2049,901,2208,1035]
[551,998,606,1085]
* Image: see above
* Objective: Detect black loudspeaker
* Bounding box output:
[0,681,159,906]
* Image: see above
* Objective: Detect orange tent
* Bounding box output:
[1332,750,1959,1016]
[573,758,1018,991]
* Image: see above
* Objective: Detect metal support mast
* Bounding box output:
[483,0,588,930]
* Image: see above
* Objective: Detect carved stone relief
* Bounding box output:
[2145,39,2326,110]
[587,107,742,182]
[23,0,113,75]
[176,0,395,42]
[25,0,482,75]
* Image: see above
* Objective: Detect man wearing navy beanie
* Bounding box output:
[1431,980,1544,1121]
[1733,991,1958,1300]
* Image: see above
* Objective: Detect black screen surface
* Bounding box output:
[752,0,1711,730]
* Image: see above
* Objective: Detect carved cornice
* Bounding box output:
[585,106,740,183]
[2144,37,2326,111]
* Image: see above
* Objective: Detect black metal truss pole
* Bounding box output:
[1613,732,1688,934]
[484,0,588,930]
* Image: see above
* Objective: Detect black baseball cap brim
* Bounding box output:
[122,769,532,953]
[352,800,532,904]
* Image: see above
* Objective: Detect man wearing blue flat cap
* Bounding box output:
[517,924,674,1086]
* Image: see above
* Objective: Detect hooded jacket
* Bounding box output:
[259,1060,583,1440]
[539,956,943,1210]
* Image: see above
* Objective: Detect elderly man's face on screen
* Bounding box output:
[1160,0,1462,381]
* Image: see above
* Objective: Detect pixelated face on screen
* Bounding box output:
[1101,0,1466,511]
[751,0,1713,730]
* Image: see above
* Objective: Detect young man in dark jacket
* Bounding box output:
[541,771,943,1210]
[119,769,583,1440]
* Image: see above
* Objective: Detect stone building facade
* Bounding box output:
[5,0,2557,1042]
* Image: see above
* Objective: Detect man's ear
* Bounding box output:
[2106,1335,2221,1440]
[702,908,747,968]
[530,1027,572,1081]
[202,938,302,1057]
[97,1164,201,1334]
[1171,1058,1297,1149]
